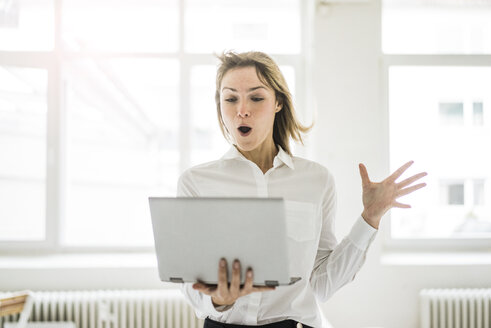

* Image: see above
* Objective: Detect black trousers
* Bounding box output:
[204,317,313,328]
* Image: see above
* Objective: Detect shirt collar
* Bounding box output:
[221,145,295,170]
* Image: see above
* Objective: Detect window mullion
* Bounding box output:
[46,60,64,252]
[46,0,63,252]
[299,0,316,159]
[178,0,190,173]
[179,61,191,174]
[381,55,392,247]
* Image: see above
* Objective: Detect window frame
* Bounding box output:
[382,54,491,252]
[0,0,313,254]
[0,53,58,253]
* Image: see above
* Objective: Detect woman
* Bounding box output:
[177,51,427,328]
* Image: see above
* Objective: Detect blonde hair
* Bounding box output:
[215,50,312,155]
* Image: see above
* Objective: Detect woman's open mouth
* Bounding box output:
[238,126,252,137]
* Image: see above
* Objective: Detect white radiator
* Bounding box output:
[420,289,491,328]
[0,289,203,328]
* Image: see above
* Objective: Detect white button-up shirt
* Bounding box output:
[177,145,377,327]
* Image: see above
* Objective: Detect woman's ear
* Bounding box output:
[275,100,283,113]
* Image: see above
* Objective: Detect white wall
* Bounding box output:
[311,1,491,328]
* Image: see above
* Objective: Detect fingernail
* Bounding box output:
[220,259,226,267]
[247,270,252,277]
[234,261,239,269]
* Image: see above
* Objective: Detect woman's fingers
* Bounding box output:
[359,163,371,186]
[242,269,275,293]
[230,260,241,298]
[387,160,414,183]
[253,286,277,292]
[192,282,205,290]
[397,183,427,197]
[217,258,229,295]
[397,172,427,189]
[393,201,411,208]
[192,282,213,295]
[195,260,276,303]
[240,269,254,296]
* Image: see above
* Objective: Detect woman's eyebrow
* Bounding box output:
[221,86,267,92]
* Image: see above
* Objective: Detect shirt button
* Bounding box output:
[296,323,303,328]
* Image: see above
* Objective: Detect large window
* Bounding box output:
[0,67,48,241]
[0,0,309,251]
[383,0,491,247]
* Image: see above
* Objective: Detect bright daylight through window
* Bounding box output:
[383,0,491,240]
[0,67,47,241]
[0,0,303,249]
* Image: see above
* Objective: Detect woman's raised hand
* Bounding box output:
[192,258,275,307]
[359,161,427,229]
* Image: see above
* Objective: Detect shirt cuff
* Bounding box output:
[204,294,234,315]
[348,216,378,250]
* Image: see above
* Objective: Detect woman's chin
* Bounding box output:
[234,140,258,152]
[234,135,276,153]
[235,144,255,152]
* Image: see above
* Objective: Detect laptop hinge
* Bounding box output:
[170,277,184,283]
[265,280,279,287]
[289,277,302,285]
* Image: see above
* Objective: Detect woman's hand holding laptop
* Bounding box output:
[192,258,276,307]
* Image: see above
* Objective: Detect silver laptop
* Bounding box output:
[149,197,301,287]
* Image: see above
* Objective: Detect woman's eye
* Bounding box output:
[225,98,236,102]
[251,97,264,102]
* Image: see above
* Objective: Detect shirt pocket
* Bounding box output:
[284,200,316,242]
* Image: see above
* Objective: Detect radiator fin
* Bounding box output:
[420,288,491,328]
[0,290,203,328]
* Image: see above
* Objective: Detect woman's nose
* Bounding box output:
[237,103,250,118]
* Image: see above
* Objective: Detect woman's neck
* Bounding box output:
[237,140,278,174]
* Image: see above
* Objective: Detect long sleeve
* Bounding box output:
[309,170,377,302]
[176,170,234,318]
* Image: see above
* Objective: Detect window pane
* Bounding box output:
[190,65,229,166]
[62,0,178,53]
[279,65,296,103]
[383,0,491,54]
[63,58,178,247]
[473,102,484,126]
[448,183,464,205]
[474,179,485,206]
[185,0,301,54]
[389,66,491,238]
[439,102,463,126]
[0,66,47,241]
[0,0,54,51]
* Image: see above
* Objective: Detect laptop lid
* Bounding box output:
[149,197,301,287]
